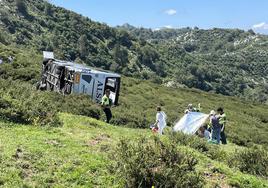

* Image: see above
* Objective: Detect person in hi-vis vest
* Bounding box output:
[101,89,113,123]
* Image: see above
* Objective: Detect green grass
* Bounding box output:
[114,77,268,147]
[0,43,268,187]
[0,113,267,187]
[0,113,149,187]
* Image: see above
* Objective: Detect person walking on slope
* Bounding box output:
[217,107,227,144]
[209,110,221,144]
[101,89,113,123]
[154,106,167,135]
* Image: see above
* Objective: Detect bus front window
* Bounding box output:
[105,77,120,105]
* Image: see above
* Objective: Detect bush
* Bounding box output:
[16,0,28,16]
[61,95,101,119]
[206,145,227,161]
[168,132,228,161]
[0,80,62,126]
[0,79,101,126]
[111,111,149,128]
[228,146,268,177]
[168,131,210,152]
[112,136,204,188]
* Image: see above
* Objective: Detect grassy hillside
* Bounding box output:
[118,25,268,104]
[0,114,267,187]
[0,43,268,148]
[0,0,166,80]
[0,1,268,187]
[0,47,268,187]
[1,0,268,103]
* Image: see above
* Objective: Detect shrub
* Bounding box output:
[112,136,204,188]
[205,145,227,161]
[61,95,101,119]
[0,79,62,126]
[111,111,149,128]
[16,0,28,16]
[0,79,101,126]
[168,132,228,161]
[168,131,210,152]
[228,146,268,177]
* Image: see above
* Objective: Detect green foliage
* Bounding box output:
[168,131,210,152]
[228,146,268,177]
[0,79,61,126]
[78,34,88,59]
[15,0,28,15]
[167,132,228,161]
[120,26,268,104]
[0,79,101,126]
[112,136,204,188]
[2,0,268,103]
[0,0,160,76]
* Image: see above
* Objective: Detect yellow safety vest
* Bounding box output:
[101,95,111,106]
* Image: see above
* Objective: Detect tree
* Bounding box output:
[138,45,159,70]
[113,44,129,67]
[78,34,88,59]
[117,30,132,48]
[45,3,53,16]
[248,29,256,35]
[15,0,28,15]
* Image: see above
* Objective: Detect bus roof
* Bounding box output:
[53,59,120,77]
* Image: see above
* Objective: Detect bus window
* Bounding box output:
[82,75,92,84]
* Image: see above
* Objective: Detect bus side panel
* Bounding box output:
[92,75,106,104]
[72,83,80,94]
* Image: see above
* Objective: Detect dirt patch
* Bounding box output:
[84,133,111,146]
[12,147,40,180]
[45,139,65,147]
[203,164,230,188]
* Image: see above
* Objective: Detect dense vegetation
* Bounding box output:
[118,24,268,104]
[1,43,268,149]
[113,136,204,188]
[0,0,268,187]
[1,0,268,103]
[0,0,165,82]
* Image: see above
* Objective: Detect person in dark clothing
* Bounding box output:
[101,89,113,123]
[217,107,227,144]
[210,110,221,144]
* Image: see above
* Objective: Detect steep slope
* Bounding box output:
[1,0,268,103]
[0,114,267,187]
[0,43,268,148]
[0,0,166,80]
[118,25,268,104]
[0,37,268,188]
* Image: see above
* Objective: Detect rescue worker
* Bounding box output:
[154,106,167,135]
[217,107,227,144]
[101,89,113,123]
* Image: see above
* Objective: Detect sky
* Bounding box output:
[50,0,268,34]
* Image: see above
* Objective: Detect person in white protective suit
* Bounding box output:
[154,106,167,135]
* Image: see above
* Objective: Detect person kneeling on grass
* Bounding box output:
[198,125,211,140]
[101,89,113,123]
[153,106,167,135]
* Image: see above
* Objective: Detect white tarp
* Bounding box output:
[173,112,209,135]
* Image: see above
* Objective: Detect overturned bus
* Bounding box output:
[37,52,121,105]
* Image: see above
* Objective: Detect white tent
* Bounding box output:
[173,112,209,135]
